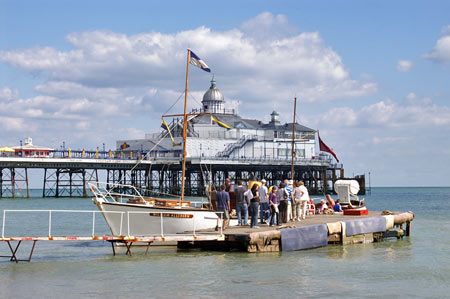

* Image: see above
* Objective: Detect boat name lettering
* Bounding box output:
[149,213,193,218]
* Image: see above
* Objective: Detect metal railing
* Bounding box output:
[1,210,123,238]
[1,209,223,239]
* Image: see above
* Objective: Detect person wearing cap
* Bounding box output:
[259,179,269,224]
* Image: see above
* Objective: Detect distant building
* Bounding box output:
[12,137,53,158]
[117,79,319,161]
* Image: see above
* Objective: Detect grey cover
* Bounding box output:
[281,224,328,251]
[345,216,387,237]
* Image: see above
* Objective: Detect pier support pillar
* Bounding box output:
[0,168,29,198]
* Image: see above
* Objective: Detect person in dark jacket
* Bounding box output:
[250,183,260,228]
[215,184,230,230]
[234,180,249,225]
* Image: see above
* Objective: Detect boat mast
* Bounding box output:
[180,49,191,201]
[291,97,297,182]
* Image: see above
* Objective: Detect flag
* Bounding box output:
[189,50,211,72]
[318,133,339,162]
[211,115,232,129]
[161,119,181,146]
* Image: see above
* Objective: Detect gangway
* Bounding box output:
[0,209,224,262]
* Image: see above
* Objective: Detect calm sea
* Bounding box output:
[0,187,449,298]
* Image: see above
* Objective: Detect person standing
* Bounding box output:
[285,180,294,221]
[225,178,232,193]
[234,180,248,226]
[259,179,269,224]
[292,181,302,221]
[277,182,288,224]
[269,186,279,226]
[215,184,230,230]
[250,184,260,228]
[298,181,310,220]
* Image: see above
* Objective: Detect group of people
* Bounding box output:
[215,178,316,230]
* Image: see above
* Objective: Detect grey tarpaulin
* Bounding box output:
[345,216,387,237]
[281,224,328,251]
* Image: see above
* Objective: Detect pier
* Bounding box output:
[0,155,364,199]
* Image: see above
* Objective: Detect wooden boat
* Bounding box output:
[91,49,222,236]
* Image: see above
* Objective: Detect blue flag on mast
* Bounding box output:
[189,50,211,72]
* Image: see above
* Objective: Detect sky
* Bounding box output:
[1,0,449,187]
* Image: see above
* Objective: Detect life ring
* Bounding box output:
[90,186,95,193]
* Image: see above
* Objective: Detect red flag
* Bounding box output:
[318,133,339,162]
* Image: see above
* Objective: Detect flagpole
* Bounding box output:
[291,97,297,182]
[180,49,191,201]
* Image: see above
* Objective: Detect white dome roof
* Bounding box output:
[202,79,224,103]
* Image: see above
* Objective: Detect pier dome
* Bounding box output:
[202,78,225,113]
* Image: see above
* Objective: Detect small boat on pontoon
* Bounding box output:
[334,180,366,211]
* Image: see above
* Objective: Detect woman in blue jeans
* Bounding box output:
[250,183,260,228]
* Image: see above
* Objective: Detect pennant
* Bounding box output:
[161,119,181,146]
[318,133,339,162]
[189,50,211,72]
[211,115,232,129]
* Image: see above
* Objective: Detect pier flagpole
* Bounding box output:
[291,97,297,181]
[180,49,191,201]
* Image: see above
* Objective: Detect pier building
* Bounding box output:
[117,79,317,160]
[0,80,365,199]
[114,78,363,196]
[11,137,53,158]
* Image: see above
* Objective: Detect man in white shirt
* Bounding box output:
[298,181,310,220]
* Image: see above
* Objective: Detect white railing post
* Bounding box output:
[48,210,52,237]
[127,211,130,237]
[92,211,96,237]
[160,213,164,236]
[2,210,6,238]
[119,213,124,236]
[220,212,223,235]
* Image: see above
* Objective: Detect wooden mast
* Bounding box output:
[291,97,297,182]
[180,49,191,201]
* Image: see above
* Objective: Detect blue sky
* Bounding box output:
[1,0,450,186]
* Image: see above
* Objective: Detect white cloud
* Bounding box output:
[396,60,413,72]
[0,117,25,131]
[240,11,299,42]
[0,86,19,100]
[0,12,378,149]
[356,136,411,147]
[0,13,375,104]
[309,95,450,129]
[425,25,450,63]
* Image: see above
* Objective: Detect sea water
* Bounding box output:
[0,187,449,298]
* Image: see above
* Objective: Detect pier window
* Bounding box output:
[277,148,289,157]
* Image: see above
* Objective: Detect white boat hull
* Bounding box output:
[97,201,220,236]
